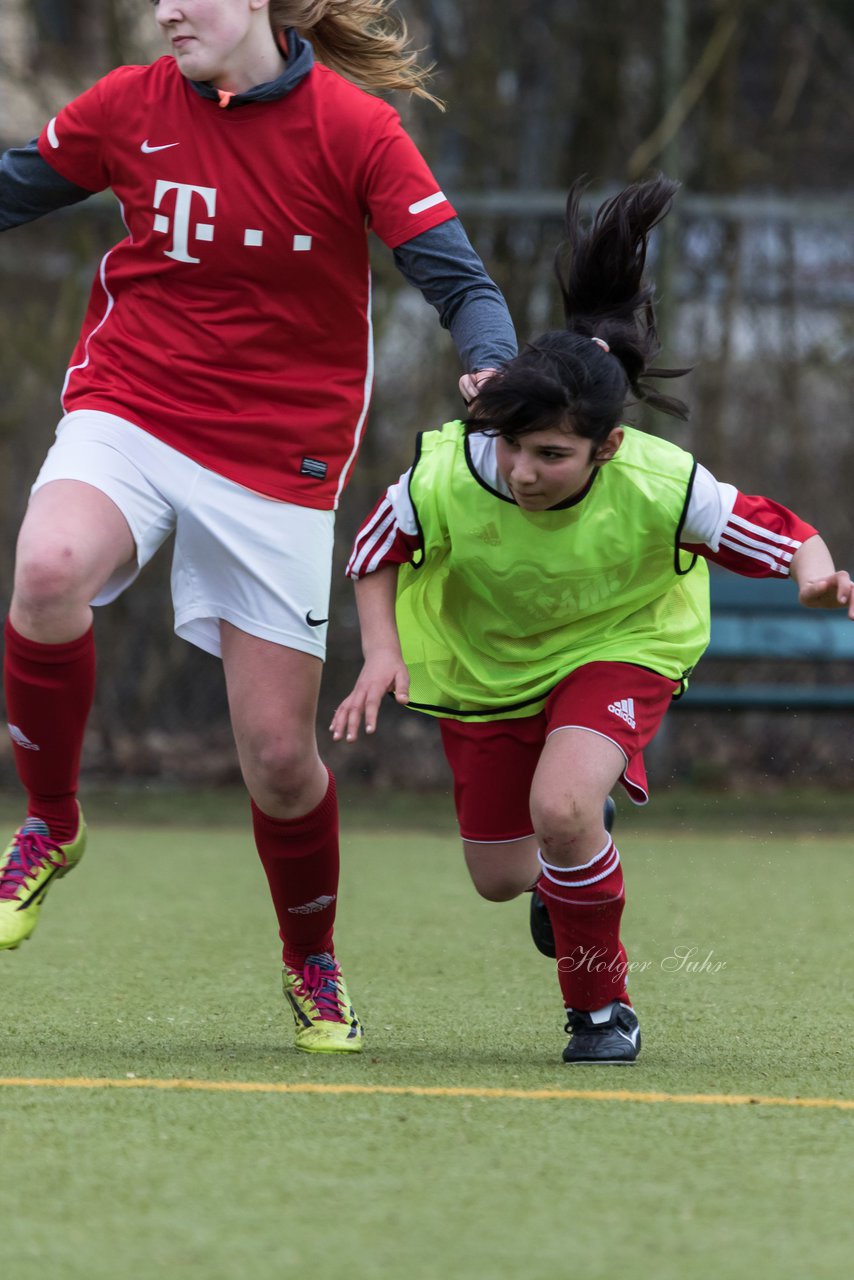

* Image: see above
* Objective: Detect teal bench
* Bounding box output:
[676,573,854,709]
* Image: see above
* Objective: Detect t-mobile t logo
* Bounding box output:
[152,180,217,264]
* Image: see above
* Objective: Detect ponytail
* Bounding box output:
[468,175,690,444]
[269,1,443,108]
[556,175,689,422]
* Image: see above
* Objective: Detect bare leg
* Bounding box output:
[220,622,327,818]
[529,728,625,867]
[462,834,539,901]
[220,623,362,1051]
[1,480,137,949]
[10,480,136,641]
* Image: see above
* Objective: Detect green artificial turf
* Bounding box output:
[0,803,852,1279]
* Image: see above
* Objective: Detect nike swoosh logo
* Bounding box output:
[615,1027,640,1046]
[305,612,328,628]
[141,140,180,153]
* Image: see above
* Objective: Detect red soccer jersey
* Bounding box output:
[38,57,456,508]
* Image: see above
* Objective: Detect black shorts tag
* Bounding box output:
[300,458,328,480]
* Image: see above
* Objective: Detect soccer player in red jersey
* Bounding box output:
[332,176,854,1063]
[0,0,517,1052]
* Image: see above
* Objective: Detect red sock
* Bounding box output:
[3,618,95,842]
[536,838,630,1010]
[251,770,340,968]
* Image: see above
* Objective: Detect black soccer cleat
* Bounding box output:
[562,1001,641,1065]
[529,795,616,959]
[529,890,557,959]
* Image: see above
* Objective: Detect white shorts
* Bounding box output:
[32,410,335,660]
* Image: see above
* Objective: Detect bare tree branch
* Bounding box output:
[627,7,740,179]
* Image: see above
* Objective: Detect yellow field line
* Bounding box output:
[0,1076,852,1110]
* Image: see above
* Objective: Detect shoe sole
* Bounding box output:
[295,1040,364,1054]
[562,1057,638,1065]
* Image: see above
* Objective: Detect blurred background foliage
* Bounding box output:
[1,0,853,792]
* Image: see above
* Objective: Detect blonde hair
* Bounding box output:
[269,1,443,108]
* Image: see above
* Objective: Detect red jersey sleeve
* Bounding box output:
[346,492,421,578]
[682,491,818,577]
[359,106,456,249]
[36,72,117,193]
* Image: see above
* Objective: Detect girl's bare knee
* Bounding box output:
[243,733,324,812]
[532,795,582,845]
[532,793,608,864]
[13,546,92,618]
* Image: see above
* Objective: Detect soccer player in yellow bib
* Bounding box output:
[332,175,854,1064]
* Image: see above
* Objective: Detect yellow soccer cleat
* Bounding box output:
[282,952,364,1053]
[0,805,87,950]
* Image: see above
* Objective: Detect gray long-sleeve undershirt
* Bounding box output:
[393,219,517,371]
[0,140,517,372]
[0,139,93,227]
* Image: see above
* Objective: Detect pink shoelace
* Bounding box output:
[292,956,345,1022]
[0,822,67,901]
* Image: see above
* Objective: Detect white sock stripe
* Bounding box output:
[539,855,620,889]
[538,842,620,888]
[538,884,625,906]
[555,850,620,888]
[539,836,614,876]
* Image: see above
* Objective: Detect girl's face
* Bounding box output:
[495,423,623,511]
[153,0,277,92]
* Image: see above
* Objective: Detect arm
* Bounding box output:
[790,536,854,617]
[333,472,422,741]
[330,566,410,742]
[359,109,516,389]
[681,465,818,576]
[680,465,853,616]
[393,219,517,393]
[0,139,96,232]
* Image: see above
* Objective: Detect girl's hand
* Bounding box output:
[798,571,854,617]
[330,651,410,742]
[459,368,498,405]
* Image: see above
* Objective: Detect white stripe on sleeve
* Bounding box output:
[717,535,792,574]
[727,512,800,549]
[682,467,805,576]
[348,503,397,577]
[346,468,418,578]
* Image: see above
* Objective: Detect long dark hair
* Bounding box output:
[467,175,690,445]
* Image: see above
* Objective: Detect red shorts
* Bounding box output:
[438,661,678,842]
